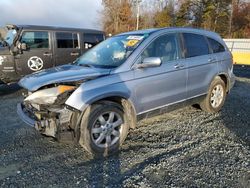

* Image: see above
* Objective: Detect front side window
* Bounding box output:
[183,33,209,58]
[83,33,104,49]
[56,32,79,48]
[208,38,225,53]
[141,34,179,63]
[76,34,148,68]
[21,31,49,49]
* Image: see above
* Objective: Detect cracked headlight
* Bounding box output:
[24,85,76,105]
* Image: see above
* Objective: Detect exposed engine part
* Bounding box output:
[33,107,74,138]
[58,108,74,131]
[21,84,78,141]
[35,118,57,137]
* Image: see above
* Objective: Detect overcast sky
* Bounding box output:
[0,0,103,29]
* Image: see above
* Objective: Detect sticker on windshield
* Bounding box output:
[127,39,140,47]
[127,36,144,40]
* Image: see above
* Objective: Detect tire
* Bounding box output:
[78,101,129,157]
[200,77,226,113]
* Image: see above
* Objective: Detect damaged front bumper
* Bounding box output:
[17,103,36,127]
[17,102,75,138]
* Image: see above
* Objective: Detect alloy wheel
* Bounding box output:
[91,111,123,148]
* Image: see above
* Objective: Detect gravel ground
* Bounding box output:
[0,66,250,187]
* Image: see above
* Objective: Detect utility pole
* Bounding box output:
[134,0,142,30]
[229,0,234,38]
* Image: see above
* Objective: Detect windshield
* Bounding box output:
[4,29,17,46]
[76,34,148,68]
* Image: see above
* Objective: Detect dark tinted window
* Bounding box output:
[141,34,179,62]
[21,31,49,48]
[183,33,209,58]
[83,33,104,49]
[208,38,225,53]
[56,32,79,48]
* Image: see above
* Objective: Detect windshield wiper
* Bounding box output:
[78,64,92,68]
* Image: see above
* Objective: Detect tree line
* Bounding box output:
[101,0,250,38]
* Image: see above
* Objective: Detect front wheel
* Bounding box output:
[200,77,226,113]
[78,101,129,157]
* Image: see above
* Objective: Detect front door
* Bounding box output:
[16,31,53,76]
[54,32,81,66]
[133,33,187,113]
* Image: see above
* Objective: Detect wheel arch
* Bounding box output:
[208,73,229,93]
[67,92,138,129]
[91,96,137,129]
[217,73,229,92]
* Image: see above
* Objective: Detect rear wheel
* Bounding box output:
[78,101,129,157]
[200,77,226,113]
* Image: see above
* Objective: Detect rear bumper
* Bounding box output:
[17,103,35,127]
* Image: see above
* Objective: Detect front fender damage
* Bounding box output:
[17,85,80,142]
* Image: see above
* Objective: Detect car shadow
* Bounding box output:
[84,154,122,187]
[219,78,250,186]
[0,83,21,96]
[220,79,250,146]
[233,65,250,79]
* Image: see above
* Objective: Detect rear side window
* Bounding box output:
[56,32,79,48]
[83,33,104,49]
[207,38,225,53]
[21,31,49,49]
[183,33,209,58]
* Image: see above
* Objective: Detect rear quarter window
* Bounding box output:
[183,33,209,58]
[207,37,225,53]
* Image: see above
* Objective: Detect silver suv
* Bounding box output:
[17,28,235,157]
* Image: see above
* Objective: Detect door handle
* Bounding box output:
[174,64,184,69]
[43,52,52,56]
[71,52,79,56]
[208,58,216,63]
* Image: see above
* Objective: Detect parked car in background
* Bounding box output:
[17,27,235,157]
[0,24,105,84]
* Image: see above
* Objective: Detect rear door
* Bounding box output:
[16,30,53,76]
[54,32,81,66]
[182,33,218,98]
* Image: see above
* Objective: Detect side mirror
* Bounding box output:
[21,43,27,51]
[17,42,27,51]
[136,57,162,69]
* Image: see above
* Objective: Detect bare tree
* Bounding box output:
[99,0,250,38]
[101,0,134,35]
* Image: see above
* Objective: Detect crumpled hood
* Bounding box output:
[19,64,111,91]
